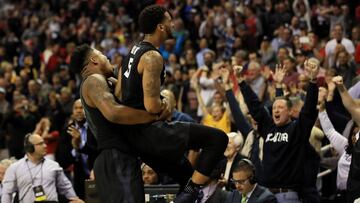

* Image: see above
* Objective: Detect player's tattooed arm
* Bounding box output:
[141,51,164,114]
[83,74,156,124]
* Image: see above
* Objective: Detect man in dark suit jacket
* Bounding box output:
[56,99,98,199]
[225,159,277,203]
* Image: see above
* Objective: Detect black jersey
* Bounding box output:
[80,79,131,152]
[121,41,165,110]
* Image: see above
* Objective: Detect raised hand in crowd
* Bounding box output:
[190,71,200,91]
[211,62,223,80]
[332,75,360,126]
[220,65,230,85]
[332,75,344,86]
[318,87,328,111]
[34,117,52,139]
[261,65,272,81]
[326,79,336,102]
[272,64,287,88]
[232,65,243,82]
[304,57,320,81]
[13,98,29,115]
[219,65,233,92]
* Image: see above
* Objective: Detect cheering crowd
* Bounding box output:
[0,0,360,202]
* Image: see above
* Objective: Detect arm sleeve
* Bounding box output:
[292,0,300,16]
[199,76,215,87]
[297,82,319,141]
[55,128,75,169]
[350,139,360,180]
[1,165,17,203]
[347,41,355,54]
[318,111,348,155]
[325,88,351,133]
[239,81,273,137]
[80,129,98,170]
[225,89,252,137]
[304,0,312,31]
[56,168,77,199]
[349,81,360,98]
[325,43,331,56]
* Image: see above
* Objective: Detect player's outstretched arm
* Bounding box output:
[83,74,157,124]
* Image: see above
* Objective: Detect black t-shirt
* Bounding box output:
[121,41,165,110]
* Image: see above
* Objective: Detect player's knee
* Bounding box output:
[212,129,228,152]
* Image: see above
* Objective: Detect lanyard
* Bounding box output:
[25,159,44,186]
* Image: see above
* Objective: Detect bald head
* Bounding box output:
[72,99,85,122]
[25,133,46,159]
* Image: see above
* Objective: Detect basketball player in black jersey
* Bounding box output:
[69,45,170,202]
[119,5,228,202]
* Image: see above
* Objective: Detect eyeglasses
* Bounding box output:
[33,141,45,146]
[231,177,250,185]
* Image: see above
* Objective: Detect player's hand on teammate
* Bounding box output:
[107,77,117,86]
[158,98,172,121]
[69,197,85,203]
[107,77,122,98]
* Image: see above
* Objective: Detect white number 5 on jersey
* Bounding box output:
[124,57,134,78]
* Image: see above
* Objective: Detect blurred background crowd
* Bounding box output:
[0,0,360,202]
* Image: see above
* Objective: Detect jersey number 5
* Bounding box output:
[123,57,133,78]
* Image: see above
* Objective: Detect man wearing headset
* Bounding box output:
[225,159,277,203]
[1,133,84,203]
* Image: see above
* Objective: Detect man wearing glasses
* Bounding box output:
[225,159,277,203]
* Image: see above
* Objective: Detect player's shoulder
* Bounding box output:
[141,50,163,68]
[142,50,162,60]
[83,74,107,85]
[82,74,109,94]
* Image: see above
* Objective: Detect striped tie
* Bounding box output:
[241,194,247,203]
